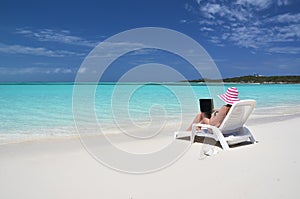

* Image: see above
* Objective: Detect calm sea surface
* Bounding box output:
[0,83,299,143]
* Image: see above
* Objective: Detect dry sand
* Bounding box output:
[1,115,300,199]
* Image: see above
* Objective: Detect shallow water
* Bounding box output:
[0,83,299,143]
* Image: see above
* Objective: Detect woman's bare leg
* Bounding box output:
[187,112,203,131]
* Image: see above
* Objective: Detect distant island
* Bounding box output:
[188,75,300,84]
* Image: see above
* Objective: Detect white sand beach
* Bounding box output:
[1,114,300,199]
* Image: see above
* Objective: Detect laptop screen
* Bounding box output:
[199,98,214,113]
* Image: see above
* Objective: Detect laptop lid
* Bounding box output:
[199,98,214,113]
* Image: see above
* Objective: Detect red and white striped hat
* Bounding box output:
[218,87,240,105]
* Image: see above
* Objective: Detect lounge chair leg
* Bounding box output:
[244,126,256,144]
[249,134,256,143]
[219,138,230,150]
[190,131,195,144]
[212,127,230,150]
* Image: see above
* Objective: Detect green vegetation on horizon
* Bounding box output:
[188,75,300,84]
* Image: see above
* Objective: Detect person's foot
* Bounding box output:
[196,126,202,131]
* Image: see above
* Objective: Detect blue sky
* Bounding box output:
[0,0,299,82]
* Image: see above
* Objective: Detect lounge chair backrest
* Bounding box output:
[219,100,256,134]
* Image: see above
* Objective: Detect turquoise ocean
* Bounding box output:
[0,83,299,144]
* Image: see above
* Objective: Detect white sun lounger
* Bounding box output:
[174,100,257,150]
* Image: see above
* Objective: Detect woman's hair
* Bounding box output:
[225,104,232,115]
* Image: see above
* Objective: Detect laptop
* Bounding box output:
[199,98,214,118]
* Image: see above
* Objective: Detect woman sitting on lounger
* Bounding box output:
[187,87,240,131]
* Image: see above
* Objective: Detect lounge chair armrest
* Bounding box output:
[191,123,215,143]
[192,123,213,130]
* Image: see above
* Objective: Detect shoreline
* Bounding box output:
[1,109,300,146]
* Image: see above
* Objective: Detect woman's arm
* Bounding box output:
[209,106,228,127]
[212,108,220,112]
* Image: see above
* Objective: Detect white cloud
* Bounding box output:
[229,26,263,48]
[277,0,289,6]
[0,43,85,57]
[200,27,214,31]
[267,46,300,54]
[87,41,146,59]
[196,1,251,24]
[236,0,273,10]
[78,67,87,74]
[186,0,300,54]
[200,3,222,18]
[53,68,73,74]
[16,28,98,47]
[0,66,74,75]
[268,24,300,42]
[267,13,300,23]
[209,36,224,46]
